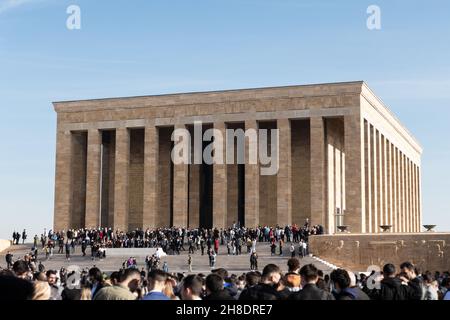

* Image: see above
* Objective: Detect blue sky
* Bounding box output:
[0,0,449,239]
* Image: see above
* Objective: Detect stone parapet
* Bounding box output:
[309,233,450,272]
[0,240,12,253]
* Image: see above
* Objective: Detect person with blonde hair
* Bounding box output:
[80,287,92,300]
[32,281,51,300]
[163,278,179,300]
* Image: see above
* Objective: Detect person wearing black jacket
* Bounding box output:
[289,264,334,300]
[330,269,370,300]
[239,264,285,300]
[400,262,423,300]
[370,263,408,300]
[5,251,13,269]
[203,274,234,300]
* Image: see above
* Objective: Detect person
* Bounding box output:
[163,277,179,300]
[13,260,30,280]
[0,272,34,300]
[142,270,170,300]
[289,243,295,258]
[46,270,62,300]
[270,241,276,256]
[250,251,258,271]
[284,272,301,292]
[400,262,423,300]
[162,261,169,273]
[5,251,13,269]
[209,249,217,268]
[88,267,105,299]
[22,229,27,244]
[33,235,39,248]
[330,269,369,300]
[239,264,284,300]
[185,254,192,272]
[94,268,140,300]
[289,264,334,300]
[32,281,51,300]
[278,238,283,256]
[442,278,450,300]
[65,241,71,261]
[203,273,234,300]
[287,257,300,274]
[373,263,408,300]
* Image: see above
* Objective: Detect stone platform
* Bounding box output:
[0,243,334,275]
[309,232,450,272]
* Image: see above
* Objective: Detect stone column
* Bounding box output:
[189,164,200,228]
[417,166,422,231]
[392,145,398,232]
[371,126,378,233]
[113,127,130,231]
[245,120,259,228]
[412,163,417,232]
[143,125,159,228]
[310,117,326,229]
[344,114,365,233]
[213,122,227,229]
[172,124,189,228]
[85,129,101,228]
[405,157,410,232]
[277,118,292,226]
[364,120,372,233]
[408,159,413,232]
[386,139,392,227]
[54,130,72,231]
[400,153,406,232]
[378,132,384,228]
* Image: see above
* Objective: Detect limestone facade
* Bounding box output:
[53,81,422,232]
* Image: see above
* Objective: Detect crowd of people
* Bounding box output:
[1,254,449,300]
[21,221,317,260]
[3,221,448,300]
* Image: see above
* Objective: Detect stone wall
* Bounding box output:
[0,240,11,253]
[309,233,450,272]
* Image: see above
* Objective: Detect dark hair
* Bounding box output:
[212,268,228,279]
[442,278,450,287]
[88,267,103,283]
[0,275,34,300]
[245,271,261,286]
[400,262,415,271]
[287,258,300,272]
[182,275,203,296]
[205,274,223,293]
[46,270,57,278]
[262,264,281,278]
[299,264,319,282]
[148,270,168,283]
[383,263,396,276]
[13,261,29,276]
[33,272,47,281]
[119,268,141,282]
[330,269,350,289]
[109,271,120,283]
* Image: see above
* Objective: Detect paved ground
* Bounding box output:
[1,243,334,275]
